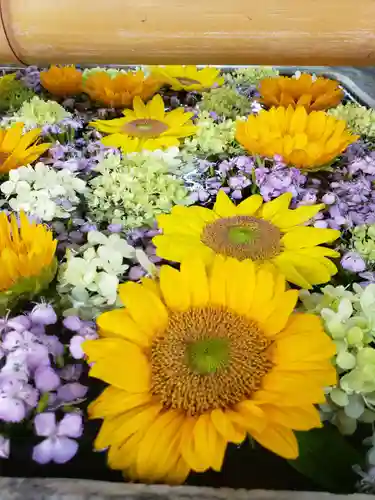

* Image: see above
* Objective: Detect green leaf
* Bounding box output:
[288,424,364,493]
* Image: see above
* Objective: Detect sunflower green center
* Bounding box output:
[151,306,273,415]
[122,119,169,138]
[200,215,282,261]
[186,337,229,375]
[175,77,201,86]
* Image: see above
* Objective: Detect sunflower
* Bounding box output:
[82,70,161,108]
[40,65,83,97]
[0,211,57,293]
[90,94,197,153]
[153,191,340,289]
[84,255,336,484]
[235,106,359,169]
[149,65,224,92]
[259,74,344,111]
[0,123,51,174]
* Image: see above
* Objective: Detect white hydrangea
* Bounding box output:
[300,284,375,439]
[57,230,156,319]
[0,163,87,221]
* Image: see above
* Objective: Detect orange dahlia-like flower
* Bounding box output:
[236,106,359,169]
[40,65,83,97]
[259,74,344,112]
[82,71,162,108]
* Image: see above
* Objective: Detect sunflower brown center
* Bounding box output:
[122,119,169,138]
[151,306,273,415]
[175,77,201,86]
[200,215,282,261]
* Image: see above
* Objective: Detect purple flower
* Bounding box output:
[63,316,82,332]
[59,364,83,382]
[0,376,38,421]
[69,336,87,359]
[108,223,123,233]
[32,413,83,464]
[30,304,58,326]
[2,331,50,369]
[57,383,88,403]
[341,252,367,273]
[34,367,61,393]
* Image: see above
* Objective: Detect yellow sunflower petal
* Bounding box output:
[260,193,293,221]
[272,204,325,230]
[251,423,299,459]
[247,268,275,322]
[281,227,340,249]
[272,254,312,289]
[153,234,214,264]
[97,309,150,346]
[213,190,237,217]
[262,405,322,430]
[88,387,152,419]
[211,409,246,444]
[261,290,299,337]
[159,265,191,311]
[180,258,209,307]
[85,339,151,393]
[236,194,264,216]
[208,254,227,306]
[225,258,256,315]
[118,281,168,334]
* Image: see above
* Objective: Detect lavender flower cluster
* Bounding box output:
[0,304,96,464]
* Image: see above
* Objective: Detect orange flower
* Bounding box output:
[40,65,83,97]
[82,71,162,108]
[259,74,344,112]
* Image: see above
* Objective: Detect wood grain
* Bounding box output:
[0,0,375,65]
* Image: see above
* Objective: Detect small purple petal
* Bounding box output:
[32,438,54,464]
[34,367,61,393]
[341,252,366,273]
[63,316,82,332]
[34,413,56,437]
[0,396,26,422]
[57,383,88,403]
[57,413,83,438]
[50,436,78,464]
[69,336,85,359]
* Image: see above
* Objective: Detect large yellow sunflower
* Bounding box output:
[153,191,340,289]
[0,211,57,292]
[149,65,224,92]
[0,123,51,174]
[236,106,359,169]
[90,94,197,153]
[259,74,344,111]
[84,255,336,484]
[83,70,161,108]
[40,65,83,97]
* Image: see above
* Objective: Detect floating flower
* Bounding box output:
[198,86,252,120]
[149,65,224,92]
[90,95,196,153]
[5,96,72,130]
[0,212,57,311]
[259,74,343,111]
[328,103,375,139]
[236,106,359,169]
[0,123,50,174]
[83,70,161,108]
[40,65,83,97]
[153,191,340,288]
[84,256,336,483]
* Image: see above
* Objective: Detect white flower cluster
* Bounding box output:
[2,96,72,130]
[182,111,242,158]
[86,150,191,228]
[0,163,86,221]
[57,230,156,319]
[300,284,375,465]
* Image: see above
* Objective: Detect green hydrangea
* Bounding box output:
[0,73,35,113]
[82,67,138,79]
[6,96,72,129]
[198,86,252,120]
[182,111,243,159]
[328,103,375,138]
[86,151,191,228]
[224,66,279,87]
[349,224,375,263]
[300,284,375,435]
